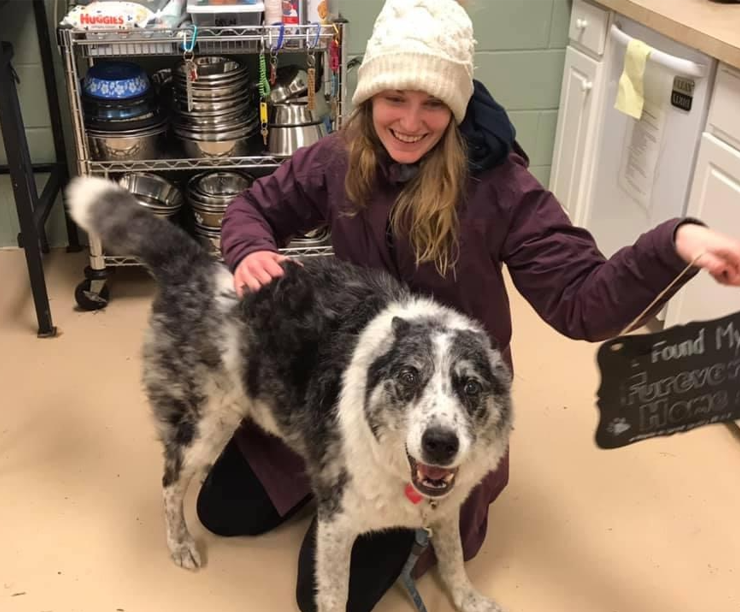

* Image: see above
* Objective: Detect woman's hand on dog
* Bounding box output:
[234,250,288,296]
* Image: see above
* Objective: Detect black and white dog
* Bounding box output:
[67,176,514,612]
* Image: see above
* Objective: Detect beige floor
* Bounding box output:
[2,247,740,612]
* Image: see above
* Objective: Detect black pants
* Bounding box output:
[196,439,415,612]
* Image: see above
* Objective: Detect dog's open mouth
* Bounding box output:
[407,453,459,498]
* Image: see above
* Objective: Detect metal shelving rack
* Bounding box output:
[58,21,346,309]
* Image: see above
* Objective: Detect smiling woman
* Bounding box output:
[342,91,468,277]
[214,1,740,611]
[372,91,453,164]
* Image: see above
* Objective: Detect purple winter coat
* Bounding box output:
[220,132,695,576]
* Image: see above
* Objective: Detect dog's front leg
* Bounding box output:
[432,512,503,612]
[315,515,356,612]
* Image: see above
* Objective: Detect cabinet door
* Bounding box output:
[665,133,740,327]
[550,46,601,223]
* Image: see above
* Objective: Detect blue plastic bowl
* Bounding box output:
[83,62,150,100]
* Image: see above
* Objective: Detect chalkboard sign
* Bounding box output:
[596,310,740,449]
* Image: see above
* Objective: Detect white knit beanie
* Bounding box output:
[352,0,475,124]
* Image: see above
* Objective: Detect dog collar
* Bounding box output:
[404,483,424,504]
[404,483,439,514]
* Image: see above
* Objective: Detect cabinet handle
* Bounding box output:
[610,24,708,79]
[576,18,589,30]
[581,80,593,92]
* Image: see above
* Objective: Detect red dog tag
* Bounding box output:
[404,483,423,504]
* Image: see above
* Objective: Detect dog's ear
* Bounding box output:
[392,316,411,338]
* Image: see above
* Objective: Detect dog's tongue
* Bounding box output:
[418,463,451,480]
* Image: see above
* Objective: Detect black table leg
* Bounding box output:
[32,0,81,253]
[0,42,56,337]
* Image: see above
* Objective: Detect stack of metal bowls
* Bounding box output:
[186,171,253,255]
[119,173,183,220]
[267,65,330,156]
[288,226,331,248]
[171,56,260,158]
[268,101,329,156]
[83,61,167,161]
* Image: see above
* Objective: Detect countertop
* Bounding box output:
[596,0,740,69]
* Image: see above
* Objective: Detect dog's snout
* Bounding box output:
[421,427,459,465]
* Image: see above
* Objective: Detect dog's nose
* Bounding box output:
[421,427,459,465]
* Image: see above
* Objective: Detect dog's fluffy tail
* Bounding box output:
[66,176,214,283]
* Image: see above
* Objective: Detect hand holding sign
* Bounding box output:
[675,222,740,286]
[596,311,740,448]
[596,222,740,448]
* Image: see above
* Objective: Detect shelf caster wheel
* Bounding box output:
[75,278,110,311]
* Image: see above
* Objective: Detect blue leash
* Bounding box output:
[399,528,431,612]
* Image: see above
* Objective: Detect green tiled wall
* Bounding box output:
[0,0,72,248]
[0,0,571,246]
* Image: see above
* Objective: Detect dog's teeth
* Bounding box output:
[422,478,444,489]
[443,472,455,483]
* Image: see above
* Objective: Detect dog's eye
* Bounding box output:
[399,367,418,385]
[464,380,482,396]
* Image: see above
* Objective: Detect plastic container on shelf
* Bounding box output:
[186,0,264,27]
[263,0,281,25]
[306,0,337,24]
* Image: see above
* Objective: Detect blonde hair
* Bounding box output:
[342,101,468,277]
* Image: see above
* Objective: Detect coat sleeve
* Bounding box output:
[497,157,698,341]
[220,136,340,271]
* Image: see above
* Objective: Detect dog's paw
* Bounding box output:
[170,538,202,570]
[455,590,504,612]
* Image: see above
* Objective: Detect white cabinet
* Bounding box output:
[567,0,610,56]
[707,64,740,149]
[550,47,602,222]
[665,63,740,327]
[665,133,740,326]
[550,0,609,224]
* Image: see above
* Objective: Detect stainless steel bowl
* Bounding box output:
[289,227,331,246]
[267,123,328,156]
[118,172,183,217]
[193,224,221,257]
[270,102,325,125]
[173,81,249,100]
[174,56,247,82]
[293,226,330,242]
[175,132,257,159]
[173,109,251,130]
[174,119,257,139]
[172,94,249,114]
[190,205,225,229]
[268,67,309,104]
[186,171,251,222]
[87,122,167,161]
[289,92,331,120]
[175,116,260,158]
[190,171,252,199]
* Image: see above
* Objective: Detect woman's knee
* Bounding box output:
[295,518,414,612]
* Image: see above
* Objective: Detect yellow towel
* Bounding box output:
[615,39,654,120]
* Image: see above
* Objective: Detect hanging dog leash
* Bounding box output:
[258,36,271,147]
[399,485,439,612]
[617,250,706,336]
[399,528,432,612]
